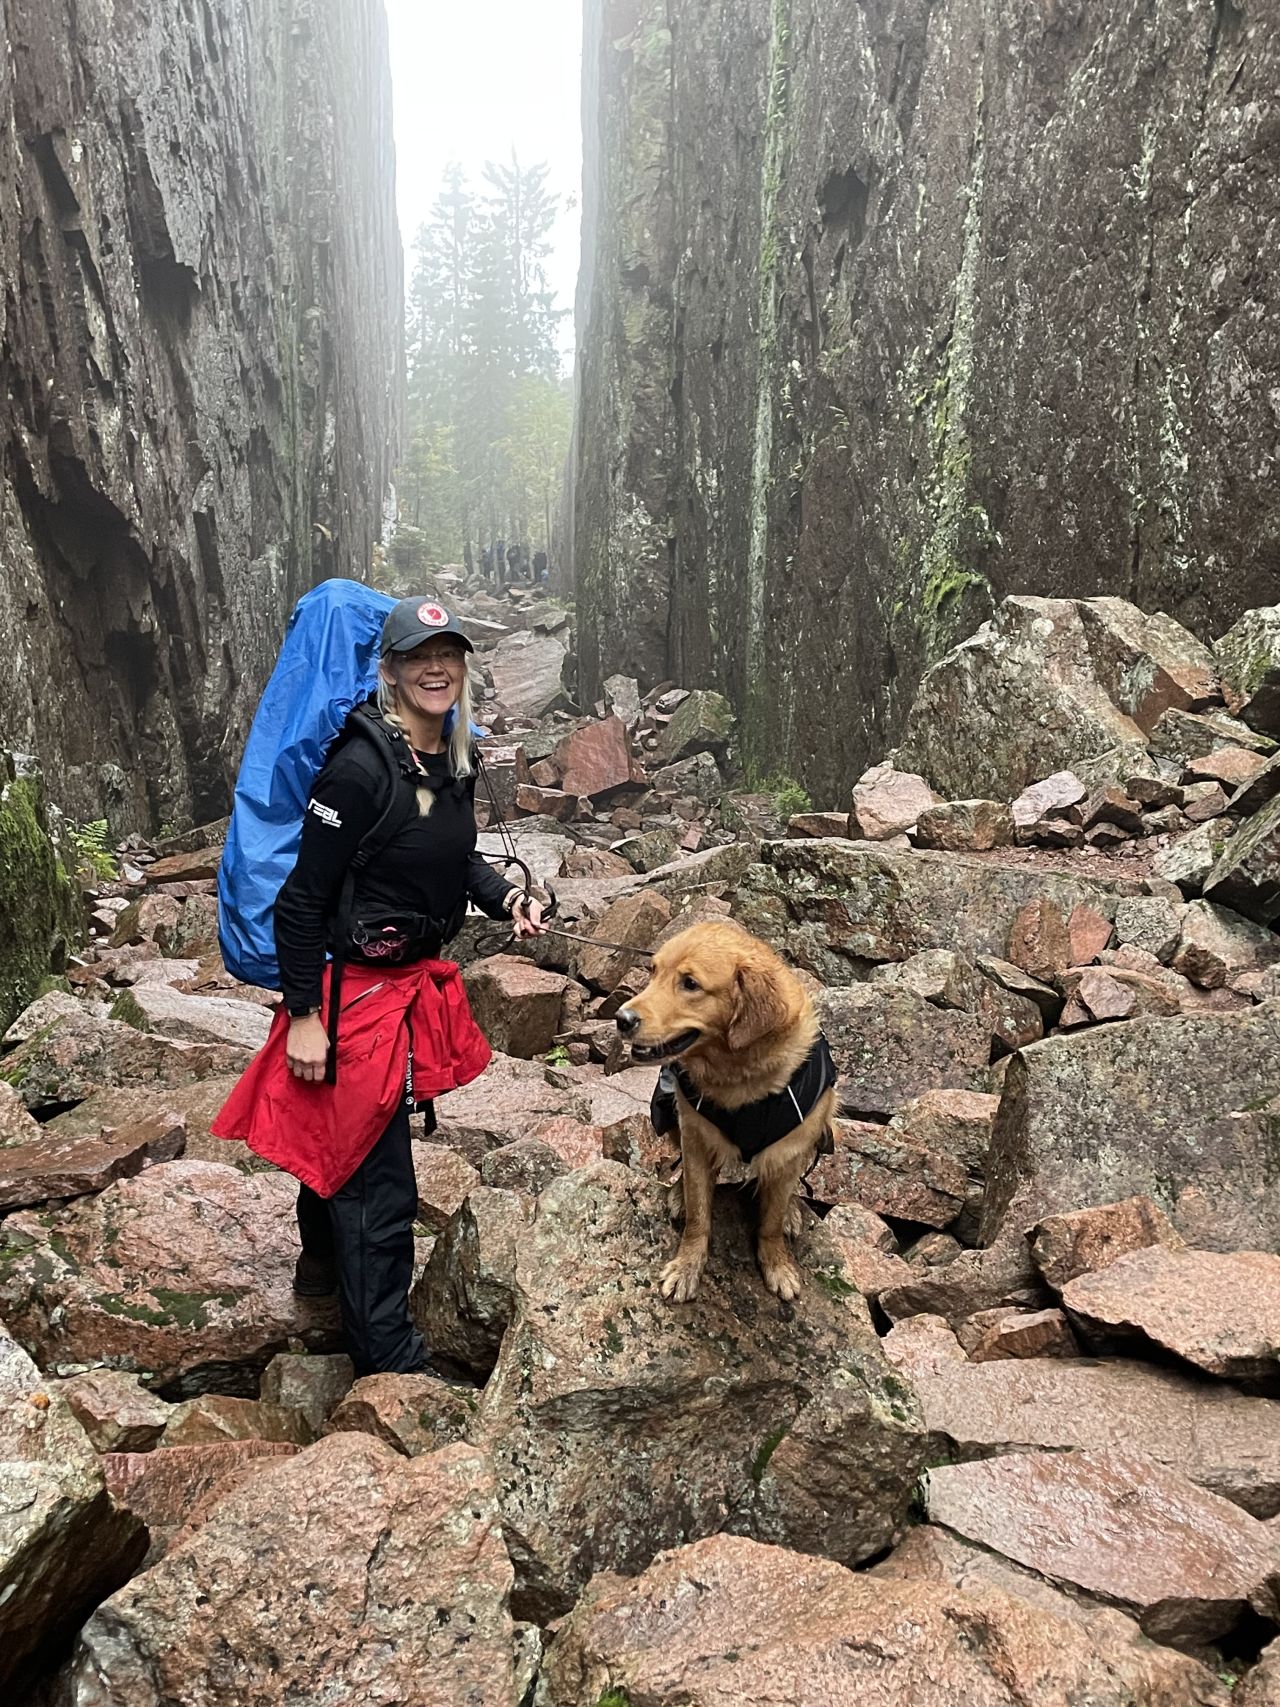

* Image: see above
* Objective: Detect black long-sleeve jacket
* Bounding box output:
[274,728,513,1014]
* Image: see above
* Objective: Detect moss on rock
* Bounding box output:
[0,754,81,1034]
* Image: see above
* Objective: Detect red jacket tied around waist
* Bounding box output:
[211,959,491,1197]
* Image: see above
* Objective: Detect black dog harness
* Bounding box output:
[651,1034,837,1163]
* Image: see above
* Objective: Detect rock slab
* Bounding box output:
[884,1334,1280,1518]
[925,1449,1280,1644]
[1062,1246,1280,1383]
[64,1436,515,1704]
[0,1160,340,1391]
[540,1532,1225,1707]
[475,1162,924,1620]
[983,1005,1280,1252]
[0,1331,145,1692]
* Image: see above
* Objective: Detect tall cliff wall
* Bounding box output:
[574,0,1280,802]
[0,0,402,833]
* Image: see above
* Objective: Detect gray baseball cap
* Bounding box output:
[380,597,474,656]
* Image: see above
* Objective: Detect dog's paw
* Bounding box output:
[759,1242,803,1301]
[660,1250,706,1302]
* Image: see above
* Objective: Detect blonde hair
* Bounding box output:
[377,665,476,816]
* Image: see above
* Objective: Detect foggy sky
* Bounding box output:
[383,0,583,361]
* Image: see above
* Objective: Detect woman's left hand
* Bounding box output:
[511,894,548,938]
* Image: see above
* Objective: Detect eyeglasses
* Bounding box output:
[400,646,466,667]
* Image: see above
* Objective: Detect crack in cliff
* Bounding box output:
[743,0,793,770]
[664,0,683,686]
[914,8,992,660]
[1128,115,1157,601]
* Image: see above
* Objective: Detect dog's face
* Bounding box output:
[616,922,793,1063]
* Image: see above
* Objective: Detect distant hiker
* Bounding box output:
[481,545,493,582]
[506,542,520,580]
[533,549,548,583]
[212,598,546,1376]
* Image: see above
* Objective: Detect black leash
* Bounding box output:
[474,747,658,963]
[474,748,560,924]
[534,926,654,958]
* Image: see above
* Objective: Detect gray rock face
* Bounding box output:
[0,0,401,833]
[983,1004,1280,1252]
[1216,606,1280,737]
[0,755,83,1033]
[572,0,1280,796]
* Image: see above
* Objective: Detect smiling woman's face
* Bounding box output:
[382,638,467,718]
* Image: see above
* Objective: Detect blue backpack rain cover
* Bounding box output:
[218,579,396,988]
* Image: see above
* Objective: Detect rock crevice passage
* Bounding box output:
[7,581,1280,1698]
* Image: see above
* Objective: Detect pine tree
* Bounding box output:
[395,156,571,571]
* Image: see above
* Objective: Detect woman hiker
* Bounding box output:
[212,597,546,1376]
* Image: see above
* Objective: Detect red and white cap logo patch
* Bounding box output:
[417,602,448,627]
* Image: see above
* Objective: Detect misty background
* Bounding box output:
[382,0,583,581]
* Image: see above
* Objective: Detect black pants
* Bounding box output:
[296,1099,428,1377]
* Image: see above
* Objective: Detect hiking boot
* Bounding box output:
[292,1251,338,1297]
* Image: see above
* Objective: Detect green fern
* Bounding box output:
[71,820,117,882]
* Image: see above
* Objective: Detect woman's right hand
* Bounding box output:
[286,1013,329,1082]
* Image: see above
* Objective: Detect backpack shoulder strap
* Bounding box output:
[343,703,421,870]
[322,704,420,1086]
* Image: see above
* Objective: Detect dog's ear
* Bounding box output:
[727,962,789,1051]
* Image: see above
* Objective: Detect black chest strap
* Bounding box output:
[669,1033,837,1162]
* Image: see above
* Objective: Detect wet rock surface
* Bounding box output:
[873,1525,1229,1703]
[1030,1196,1186,1291]
[325,1371,478,1456]
[102,1440,300,1565]
[1061,1247,1280,1383]
[1,1011,250,1112]
[411,1187,533,1378]
[13,580,1280,1697]
[885,1332,1280,1517]
[983,1007,1280,1251]
[0,1108,186,1210]
[54,1369,172,1454]
[0,0,402,835]
[576,0,1280,802]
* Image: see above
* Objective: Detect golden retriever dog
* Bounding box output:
[616,920,835,1303]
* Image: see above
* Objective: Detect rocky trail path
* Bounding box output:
[7,584,1280,1702]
